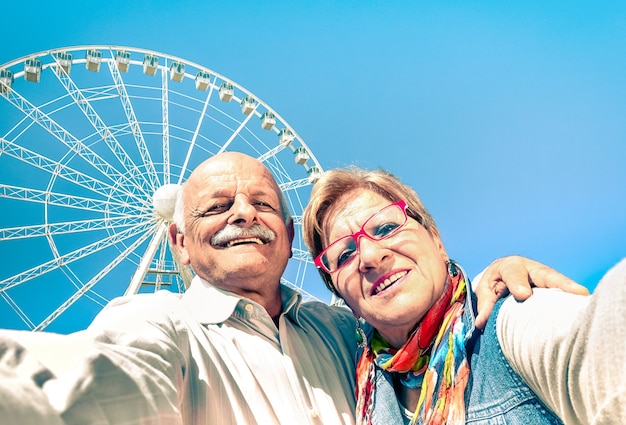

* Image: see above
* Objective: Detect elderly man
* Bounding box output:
[0,152,587,424]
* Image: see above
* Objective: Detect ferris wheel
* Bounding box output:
[0,45,327,333]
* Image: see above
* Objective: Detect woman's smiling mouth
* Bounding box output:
[371,270,408,295]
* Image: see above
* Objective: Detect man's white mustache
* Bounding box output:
[210,224,276,246]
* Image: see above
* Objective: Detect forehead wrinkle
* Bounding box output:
[183,153,282,215]
[322,195,362,245]
[203,181,280,204]
[323,191,391,244]
[186,173,281,214]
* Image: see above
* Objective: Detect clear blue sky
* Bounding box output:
[2,1,625,332]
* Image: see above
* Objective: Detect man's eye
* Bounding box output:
[205,204,230,215]
[254,201,276,211]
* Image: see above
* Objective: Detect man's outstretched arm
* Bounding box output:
[474,255,589,328]
[497,258,626,424]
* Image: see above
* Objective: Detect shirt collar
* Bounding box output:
[279,282,305,327]
[182,276,306,328]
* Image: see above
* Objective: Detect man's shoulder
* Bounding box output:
[105,290,183,310]
[296,301,356,328]
[90,290,185,330]
[294,302,357,349]
[299,300,353,315]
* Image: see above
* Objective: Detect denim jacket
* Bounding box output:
[369,278,562,424]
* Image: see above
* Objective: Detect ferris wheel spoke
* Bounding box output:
[1,291,36,329]
[0,184,149,216]
[257,143,290,163]
[1,86,143,191]
[34,224,155,331]
[104,57,159,192]
[279,178,310,193]
[0,216,147,241]
[217,103,258,155]
[236,131,271,158]
[161,64,172,188]
[0,222,151,293]
[178,84,215,185]
[56,262,109,308]
[0,137,138,200]
[2,110,37,140]
[51,58,150,195]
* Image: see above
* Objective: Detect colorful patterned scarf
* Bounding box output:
[355,261,470,425]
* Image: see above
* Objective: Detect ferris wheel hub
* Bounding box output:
[153,183,181,221]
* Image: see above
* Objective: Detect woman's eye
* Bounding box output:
[336,248,356,267]
[374,222,400,237]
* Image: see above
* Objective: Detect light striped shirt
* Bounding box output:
[45,276,358,424]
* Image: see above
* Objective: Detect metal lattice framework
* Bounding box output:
[0,46,328,332]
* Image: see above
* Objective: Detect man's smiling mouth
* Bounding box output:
[222,237,266,248]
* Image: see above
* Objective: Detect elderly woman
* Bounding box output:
[303,167,572,424]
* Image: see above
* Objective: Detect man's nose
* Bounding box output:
[227,195,258,225]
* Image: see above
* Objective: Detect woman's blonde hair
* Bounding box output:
[302,167,440,296]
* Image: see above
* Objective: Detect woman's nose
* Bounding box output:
[357,236,388,272]
[228,196,258,225]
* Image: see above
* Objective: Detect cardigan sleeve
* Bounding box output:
[496,258,626,425]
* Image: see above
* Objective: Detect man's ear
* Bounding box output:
[168,223,191,265]
[287,218,295,258]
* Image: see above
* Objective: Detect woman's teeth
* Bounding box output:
[373,271,408,295]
